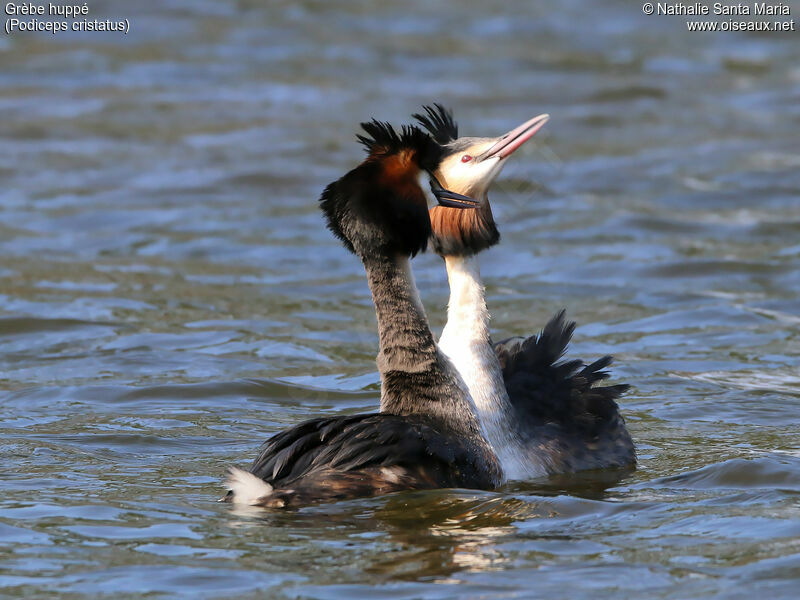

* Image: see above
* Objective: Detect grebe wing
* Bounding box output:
[493,310,630,438]
[248,412,487,490]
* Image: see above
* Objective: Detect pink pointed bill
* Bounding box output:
[477,113,550,161]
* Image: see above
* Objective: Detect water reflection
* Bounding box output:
[223,467,634,580]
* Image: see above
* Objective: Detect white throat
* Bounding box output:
[437,254,546,481]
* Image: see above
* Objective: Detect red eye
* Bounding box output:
[461,155,472,163]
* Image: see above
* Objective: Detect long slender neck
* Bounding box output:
[440,254,491,346]
[363,253,437,380]
[437,251,523,479]
[361,253,481,434]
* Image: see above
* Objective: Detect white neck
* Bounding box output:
[440,255,490,343]
[437,254,546,480]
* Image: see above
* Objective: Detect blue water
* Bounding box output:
[1,1,799,598]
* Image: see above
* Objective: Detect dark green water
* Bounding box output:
[1,1,799,598]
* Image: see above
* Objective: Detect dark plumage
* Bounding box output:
[224,115,501,508]
[222,414,495,508]
[320,121,441,259]
[494,311,635,470]
[356,119,445,172]
[412,103,459,145]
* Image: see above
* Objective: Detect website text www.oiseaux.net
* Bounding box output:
[686,18,795,31]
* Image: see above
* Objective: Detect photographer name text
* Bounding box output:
[655,2,789,16]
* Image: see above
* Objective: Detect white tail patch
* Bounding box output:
[225,467,273,506]
[380,466,404,484]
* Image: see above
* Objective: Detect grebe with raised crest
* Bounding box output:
[416,104,636,480]
[223,119,502,507]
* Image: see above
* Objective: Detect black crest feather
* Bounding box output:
[356,119,439,161]
[319,118,445,259]
[356,119,403,153]
[412,103,458,145]
[356,119,443,173]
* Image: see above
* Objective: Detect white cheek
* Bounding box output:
[438,163,469,192]
[462,163,492,185]
[456,164,475,185]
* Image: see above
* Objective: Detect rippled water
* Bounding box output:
[2,1,799,598]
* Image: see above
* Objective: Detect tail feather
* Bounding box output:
[224,467,273,506]
[519,309,573,370]
[494,310,630,438]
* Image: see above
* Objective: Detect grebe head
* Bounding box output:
[320,119,477,259]
[414,104,549,256]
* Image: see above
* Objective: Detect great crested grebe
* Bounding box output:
[415,104,635,480]
[223,120,502,507]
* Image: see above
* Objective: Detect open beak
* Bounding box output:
[475,113,550,162]
[429,175,480,209]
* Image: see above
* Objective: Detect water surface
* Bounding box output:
[1,1,799,598]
